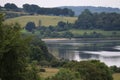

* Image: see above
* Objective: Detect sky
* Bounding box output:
[1,0,120,8]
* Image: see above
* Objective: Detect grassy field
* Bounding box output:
[5,15,77,27]
[113,73,120,80]
[69,29,120,37]
[39,68,59,78]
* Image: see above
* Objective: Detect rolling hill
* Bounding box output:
[4,15,77,27]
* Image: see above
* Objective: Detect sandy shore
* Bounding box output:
[42,38,69,41]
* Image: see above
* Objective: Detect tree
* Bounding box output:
[0,6,2,10]
[30,37,54,62]
[26,61,40,80]
[75,9,94,29]
[64,60,113,80]
[45,69,81,80]
[62,8,69,16]
[57,21,66,31]
[57,21,72,31]
[38,20,42,27]
[62,31,73,38]
[110,66,120,73]
[75,9,120,30]
[0,14,30,80]
[23,4,74,16]
[58,21,66,27]
[25,22,36,32]
[4,3,18,11]
[23,4,40,13]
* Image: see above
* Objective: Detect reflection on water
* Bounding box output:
[114,46,120,50]
[44,39,120,67]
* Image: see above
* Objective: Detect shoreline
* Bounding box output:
[42,37,120,41]
[42,38,69,41]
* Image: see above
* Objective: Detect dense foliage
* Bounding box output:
[45,69,81,80]
[0,14,30,80]
[23,4,74,16]
[63,60,113,80]
[75,9,120,30]
[4,3,19,11]
[0,14,55,80]
[2,3,74,18]
[110,66,120,73]
[30,37,55,63]
[25,22,36,32]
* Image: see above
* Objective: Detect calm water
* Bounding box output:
[44,39,120,67]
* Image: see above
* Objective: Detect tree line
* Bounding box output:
[3,3,74,17]
[74,9,120,30]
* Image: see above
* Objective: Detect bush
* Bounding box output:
[45,68,81,80]
[40,68,46,72]
[64,60,113,80]
[110,66,120,73]
[25,22,36,32]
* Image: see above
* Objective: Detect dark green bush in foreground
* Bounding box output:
[45,68,81,80]
[64,60,113,80]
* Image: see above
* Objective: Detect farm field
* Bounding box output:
[5,15,77,27]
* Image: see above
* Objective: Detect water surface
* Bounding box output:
[44,39,120,67]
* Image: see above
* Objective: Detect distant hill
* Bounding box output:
[59,6,120,16]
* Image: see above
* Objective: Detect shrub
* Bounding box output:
[45,68,81,80]
[40,68,46,72]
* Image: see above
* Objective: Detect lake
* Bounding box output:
[43,38,120,67]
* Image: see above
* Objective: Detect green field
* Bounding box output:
[69,29,120,37]
[5,15,77,27]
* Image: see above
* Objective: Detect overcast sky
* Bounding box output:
[1,0,120,8]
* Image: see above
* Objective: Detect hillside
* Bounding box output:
[59,6,120,16]
[5,15,77,27]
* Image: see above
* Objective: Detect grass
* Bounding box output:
[69,29,120,37]
[5,15,77,27]
[39,68,59,78]
[113,73,120,80]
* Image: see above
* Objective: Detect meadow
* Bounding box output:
[69,29,120,37]
[5,15,77,27]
